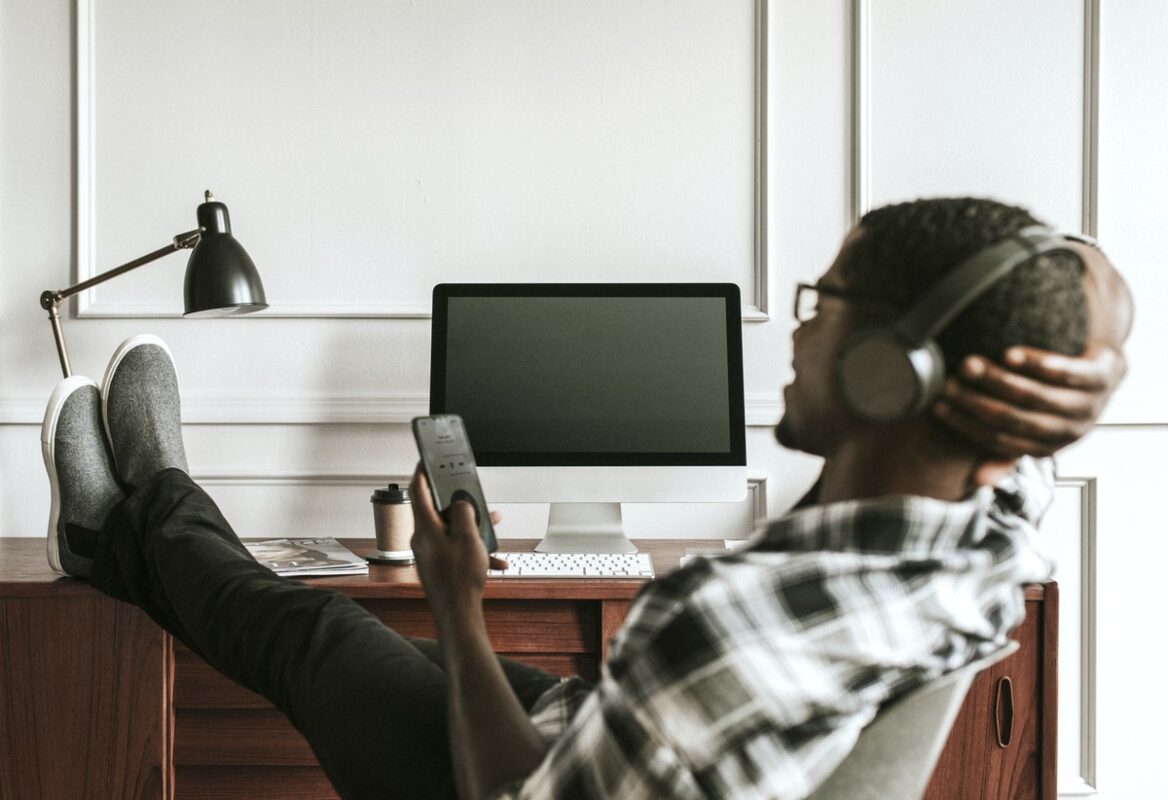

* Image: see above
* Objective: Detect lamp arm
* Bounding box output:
[40,228,202,378]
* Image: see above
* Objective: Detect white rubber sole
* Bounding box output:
[100,334,178,479]
[41,375,99,575]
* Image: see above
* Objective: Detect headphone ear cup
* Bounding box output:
[837,329,946,421]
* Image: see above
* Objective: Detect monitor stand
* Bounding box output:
[535,502,638,553]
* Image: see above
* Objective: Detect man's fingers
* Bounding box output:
[489,555,510,570]
[409,466,445,530]
[952,357,1099,418]
[933,400,1065,458]
[976,345,1122,392]
[937,384,1089,442]
[447,500,479,537]
[943,371,1097,420]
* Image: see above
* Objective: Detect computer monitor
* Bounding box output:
[429,283,747,553]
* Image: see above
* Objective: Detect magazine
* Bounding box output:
[245,537,369,577]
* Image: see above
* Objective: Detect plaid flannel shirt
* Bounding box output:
[491,459,1054,799]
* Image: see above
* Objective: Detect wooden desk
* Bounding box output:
[0,538,1055,799]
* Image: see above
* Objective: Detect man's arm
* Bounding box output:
[933,240,1133,481]
[409,468,549,800]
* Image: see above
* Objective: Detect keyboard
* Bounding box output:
[490,552,655,579]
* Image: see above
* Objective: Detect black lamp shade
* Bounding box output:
[183,198,268,317]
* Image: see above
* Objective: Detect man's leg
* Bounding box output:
[89,468,561,799]
[42,336,564,799]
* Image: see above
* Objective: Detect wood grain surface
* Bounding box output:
[0,593,170,799]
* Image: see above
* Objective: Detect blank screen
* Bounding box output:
[438,293,739,462]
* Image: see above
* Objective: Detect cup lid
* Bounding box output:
[371,483,409,503]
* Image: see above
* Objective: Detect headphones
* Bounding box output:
[837,225,1075,422]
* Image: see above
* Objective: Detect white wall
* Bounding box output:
[1,1,1164,796]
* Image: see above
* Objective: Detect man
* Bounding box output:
[41,197,1130,799]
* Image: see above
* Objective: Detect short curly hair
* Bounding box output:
[839,197,1088,369]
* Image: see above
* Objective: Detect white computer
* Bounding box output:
[429,283,747,555]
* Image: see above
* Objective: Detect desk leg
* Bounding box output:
[599,600,631,665]
[0,591,172,799]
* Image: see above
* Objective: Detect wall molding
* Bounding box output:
[1081,0,1100,238]
[73,302,436,319]
[73,0,771,323]
[746,474,768,528]
[196,471,770,531]
[195,471,416,488]
[849,0,871,223]
[751,0,769,320]
[1055,475,1098,797]
[0,393,784,427]
[8,392,1167,427]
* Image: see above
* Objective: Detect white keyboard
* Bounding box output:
[490,552,655,579]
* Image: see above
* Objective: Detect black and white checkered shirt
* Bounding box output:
[492,460,1054,799]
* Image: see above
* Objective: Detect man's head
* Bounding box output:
[777,197,1088,457]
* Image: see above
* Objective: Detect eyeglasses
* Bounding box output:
[793,282,897,323]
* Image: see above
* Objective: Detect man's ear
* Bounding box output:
[972,458,1019,487]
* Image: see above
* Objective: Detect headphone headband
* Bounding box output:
[892,225,1073,346]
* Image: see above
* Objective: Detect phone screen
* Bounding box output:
[412,414,498,553]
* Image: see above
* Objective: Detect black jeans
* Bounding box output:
[89,468,562,800]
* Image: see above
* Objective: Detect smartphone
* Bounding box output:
[411,414,498,553]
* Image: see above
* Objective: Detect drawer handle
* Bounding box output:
[995,676,1014,748]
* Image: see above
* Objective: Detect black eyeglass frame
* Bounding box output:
[793,282,899,323]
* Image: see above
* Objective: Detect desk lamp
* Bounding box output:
[40,191,268,377]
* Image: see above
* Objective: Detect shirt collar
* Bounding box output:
[750,486,998,557]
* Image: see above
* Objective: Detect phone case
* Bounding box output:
[412,414,498,553]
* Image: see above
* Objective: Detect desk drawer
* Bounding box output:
[174,646,595,712]
[175,648,269,709]
[176,766,339,799]
[175,709,316,766]
[172,709,336,797]
[361,598,599,653]
[174,596,599,707]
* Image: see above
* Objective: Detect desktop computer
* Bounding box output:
[429,283,747,555]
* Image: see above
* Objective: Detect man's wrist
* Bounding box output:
[436,606,494,676]
[435,601,488,640]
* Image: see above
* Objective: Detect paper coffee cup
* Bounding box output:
[368,483,414,565]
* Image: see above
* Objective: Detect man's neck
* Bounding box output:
[817,425,979,505]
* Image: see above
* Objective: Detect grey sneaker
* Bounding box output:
[101,334,190,488]
[41,376,125,576]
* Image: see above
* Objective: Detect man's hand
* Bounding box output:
[934,343,1127,459]
[933,238,1132,486]
[409,466,505,629]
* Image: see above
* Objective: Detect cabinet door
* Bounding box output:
[0,593,170,799]
[924,597,1045,800]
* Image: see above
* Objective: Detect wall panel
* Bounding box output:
[860,0,1086,228]
[1096,0,1168,423]
[1055,427,1168,799]
[78,0,766,318]
[1045,478,1096,796]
